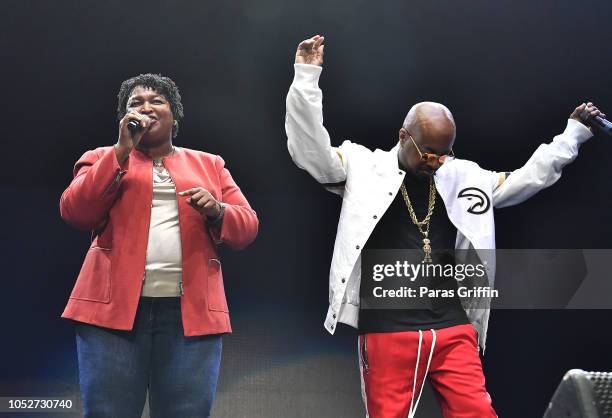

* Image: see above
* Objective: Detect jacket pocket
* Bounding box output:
[69,247,112,303]
[207,258,228,312]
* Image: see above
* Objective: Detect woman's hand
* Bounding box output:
[179,187,222,219]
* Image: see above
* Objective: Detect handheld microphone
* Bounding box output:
[127,119,141,134]
[579,110,612,136]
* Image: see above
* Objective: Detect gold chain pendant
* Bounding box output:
[422,237,432,263]
[400,179,437,263]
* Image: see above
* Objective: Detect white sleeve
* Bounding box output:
[285,63,347,185]
[493,118,593,208]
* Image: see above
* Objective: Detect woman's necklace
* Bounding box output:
[399,177,436,263]
[153,145,176,167]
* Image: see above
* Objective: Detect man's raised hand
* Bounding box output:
[295,35,325,67]
[570,102,606,127]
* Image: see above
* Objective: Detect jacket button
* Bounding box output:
[356,245,360,250]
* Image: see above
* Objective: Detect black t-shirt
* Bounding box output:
[358,169,469,334]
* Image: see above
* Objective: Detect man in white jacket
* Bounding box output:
[285,34,605,418]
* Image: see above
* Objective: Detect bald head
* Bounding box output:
[397,102,456,178]
[402,102,456,141]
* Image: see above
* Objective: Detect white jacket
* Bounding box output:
[285,63,593,351]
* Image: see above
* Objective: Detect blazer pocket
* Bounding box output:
[69,247,112,303]
[207,258,228,312]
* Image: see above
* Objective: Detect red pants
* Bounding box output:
[359,324,497,418]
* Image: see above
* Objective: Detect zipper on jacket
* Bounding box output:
[360,335,369,374]
[102,169,127,197]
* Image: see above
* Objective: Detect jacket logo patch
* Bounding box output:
[457,187,490,214]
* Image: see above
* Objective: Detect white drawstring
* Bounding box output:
[408,329,437,418]
[407,331,423,417]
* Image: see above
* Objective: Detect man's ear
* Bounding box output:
[399,128,408,146]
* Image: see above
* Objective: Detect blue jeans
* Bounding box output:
[75,297,222,418]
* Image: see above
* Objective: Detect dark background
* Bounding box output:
[1,0,611,417]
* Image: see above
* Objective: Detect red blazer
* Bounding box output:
[60,146,258,336]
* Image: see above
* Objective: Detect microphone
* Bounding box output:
[579,110,612,136]
[127,119,141,134]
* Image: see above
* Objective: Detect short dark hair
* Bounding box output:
[117,73,184,138]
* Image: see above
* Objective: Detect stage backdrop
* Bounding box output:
[1,1,611,416]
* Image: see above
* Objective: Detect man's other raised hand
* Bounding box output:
[295,35,325,67]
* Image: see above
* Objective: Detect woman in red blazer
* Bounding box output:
[60,73,258,418]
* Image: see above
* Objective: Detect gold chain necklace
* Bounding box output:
[399,178,436,262]
[152,145,176,167]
